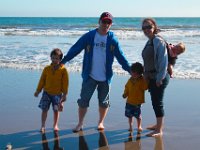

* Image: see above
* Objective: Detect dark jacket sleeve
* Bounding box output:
[61,32,88,64]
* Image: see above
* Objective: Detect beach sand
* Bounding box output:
[0,68,200,149]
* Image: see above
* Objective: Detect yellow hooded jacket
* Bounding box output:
[123,76,148,105]
[36,64,69,95]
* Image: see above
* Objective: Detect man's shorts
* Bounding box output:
[125,103,141,119]
[77,77,110,108]
[38,91,62,112]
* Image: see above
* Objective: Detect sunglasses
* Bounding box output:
[51,56,61,60]
[102,20,112,24]
[142,25,153,30]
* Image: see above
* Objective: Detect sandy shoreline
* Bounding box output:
[0,68,200,149]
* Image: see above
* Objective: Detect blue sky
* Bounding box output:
[0,0,199,17]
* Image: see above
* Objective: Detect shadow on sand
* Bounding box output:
[1,127,164,150]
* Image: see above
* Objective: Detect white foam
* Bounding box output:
[0,28,87,37]
[1,62,200,79]
[1,28,200,40]
[1,26,200,80]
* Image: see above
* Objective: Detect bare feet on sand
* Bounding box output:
[137,127,143,133]
[54,126,60,132]
[146,125,157,130]
[40,127,45,133]
[72,124,83,133]
[146,130,163,137]
[97,123,104,131]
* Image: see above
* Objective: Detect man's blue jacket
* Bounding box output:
[61,28,130,84]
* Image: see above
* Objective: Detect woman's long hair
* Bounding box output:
[142,18,161,34]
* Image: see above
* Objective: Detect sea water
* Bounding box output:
[0,17,200,79]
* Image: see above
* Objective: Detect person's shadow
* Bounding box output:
[41,132,64,150]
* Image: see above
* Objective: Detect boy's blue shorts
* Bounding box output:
[38,91,62,112]
[125,103,141,119]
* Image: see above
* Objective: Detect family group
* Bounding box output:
[34,12,185,137]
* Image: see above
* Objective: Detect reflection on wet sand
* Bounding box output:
[39,129,163,150]
[78,130,109,150]
[54,132,64,150]
[124,132,141,150]
[154,136,164,150]
[41,132,64,150]
[41,133,49,150]
[78,131,88,150]
[98,131,109,149]
[123,131,164,150]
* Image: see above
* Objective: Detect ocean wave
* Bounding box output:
[0,28,87,37]
[0,62,200,79]
[1,28,200,39]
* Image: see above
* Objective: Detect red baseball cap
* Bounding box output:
[100,12,113,22]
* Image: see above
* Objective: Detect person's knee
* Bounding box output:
[152,100,164,117]
[77,99,89,108]
[153,106,164,117]
[99,101,110,108]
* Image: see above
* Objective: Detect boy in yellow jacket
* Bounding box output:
[34,48,69,132]
[123,62,148,132]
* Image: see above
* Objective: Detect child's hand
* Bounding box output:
[58,94,66,111]
[122,94,127,99]
[58,102,64,112]
[156,81,162,87]
[60,94,67,103]
[34,91,39,97]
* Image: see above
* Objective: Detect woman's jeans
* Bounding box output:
[148,73,170,117]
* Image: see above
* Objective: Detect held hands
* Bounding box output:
[59,94,67,112]
[156,81,162,87]
[58,102,64,112]
[60,94,67,103]
[34,91,40,97]
[122,94,127,99]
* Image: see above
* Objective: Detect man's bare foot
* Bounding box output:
[146,130,163,137]
[72,124,83,133]
[40,127,45,133]
[137,127,143,133]
[54,126,60,132]
[128,127,133,132]
[97,123,104,130]
[146,125,157,130]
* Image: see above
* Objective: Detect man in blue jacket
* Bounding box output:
[61,12,130,132]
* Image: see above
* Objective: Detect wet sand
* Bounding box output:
[0,68,200,149]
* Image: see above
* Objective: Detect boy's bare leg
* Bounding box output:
[128,117,133,131]
[41,110,48,132]
[137,118,143,133]
[73,107,87,132]
[53,111,60,131]
[98,107,108,130]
